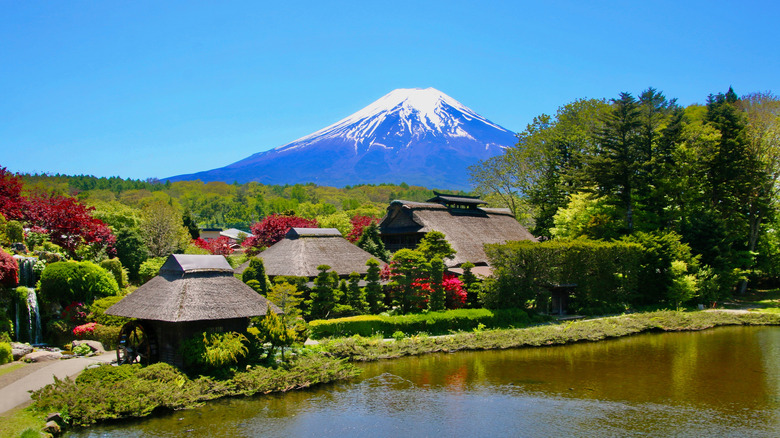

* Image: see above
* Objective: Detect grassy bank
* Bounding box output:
[315,310,780,361]
[29,354,358,428]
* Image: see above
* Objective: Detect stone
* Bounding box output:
[11,342,34,361]
[23,350,63,362]
[43,420,61,435]
[46,412,63,424]
[72,340,106,354]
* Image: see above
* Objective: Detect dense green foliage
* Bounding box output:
[180,331,249,376]
[484,239,642,313]
[308,308,532,339]
[99,258,127,289]
[88,296,130,326]
[38,261,119,306]
[31,356,359,427]
[138,257,165,284]
[0,341,12,365]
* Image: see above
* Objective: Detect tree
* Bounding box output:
[460,262,481,308]
[357,223,390,261]
[267,281,304,328]
[140,201,190,257]
[389,249,429,313]
[0,248,18,288]
[243,214,318,255]
[254,310,295,360]
[364,258,384,314]
[427,258,445,311]
[416,231,456,261]
[192,236,234,255]
[114,226,148,282]
[346,215,378,243]
[345,272,368,314]
[242,257,270,295]
[182,209,200,239]
[308,265,339,319]
[0,167,25,221]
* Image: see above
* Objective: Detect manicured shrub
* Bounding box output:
[308,308,531,339]
[0,341,12,364]
[38,261,119,306]
[88,295,131,326]
[137,257,165,284]
[92,324,121,350]
[100,258,128,289]
[242,257,269,295]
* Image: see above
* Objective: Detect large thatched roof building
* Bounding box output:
[106,254,280,366]
[379,192,537,268]
[243,228,384,279]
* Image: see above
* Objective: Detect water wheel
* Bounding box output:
[117,321,158,365]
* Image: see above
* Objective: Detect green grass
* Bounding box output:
[0,407,47,438]
[0,362,26,378]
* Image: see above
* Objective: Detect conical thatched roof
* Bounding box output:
[379,200,537,267]
[255,228,384,278]
[106,254,281,322]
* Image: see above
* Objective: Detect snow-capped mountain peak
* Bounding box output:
[167,88,517,190]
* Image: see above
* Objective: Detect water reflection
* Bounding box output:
[70,326,780,437]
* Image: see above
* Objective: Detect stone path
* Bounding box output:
[0,352,116,415]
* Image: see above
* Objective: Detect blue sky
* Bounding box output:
[2,1,778,181]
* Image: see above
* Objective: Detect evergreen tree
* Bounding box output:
[345,271,368,314]
[364,258,384,314]
[309,265,338,319]
[417,231,456,261]
[428,257,445,311]
[389,249,428,313]
[182,209,200,239]
[357,223,390,261]
[460,262,481,308]
[242,257,270,295]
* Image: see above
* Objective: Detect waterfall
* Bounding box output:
[26,288,42,344]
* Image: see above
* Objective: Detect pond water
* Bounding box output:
[70,326,780,437]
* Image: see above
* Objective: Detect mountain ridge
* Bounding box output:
[166,88,517,190]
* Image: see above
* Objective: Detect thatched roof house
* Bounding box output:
[379,192,537,267]
[238,228,384,279]
[106,254,280,366]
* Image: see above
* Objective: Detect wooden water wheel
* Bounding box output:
[116,321,158,365]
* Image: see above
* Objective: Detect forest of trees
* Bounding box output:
[470,87,780,294]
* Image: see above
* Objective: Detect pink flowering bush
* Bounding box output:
[443,274,467,309]
[73,322,97,338]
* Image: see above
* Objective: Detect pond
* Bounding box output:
[69,326,780,437]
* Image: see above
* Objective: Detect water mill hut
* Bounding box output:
[379,192,537,269]
[105,254,281,367]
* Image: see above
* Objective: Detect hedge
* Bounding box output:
[308,308,531,339]
[484,239,642,312]
[38,261,119,306]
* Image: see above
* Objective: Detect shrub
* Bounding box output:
[100,258,127,289]
[137,257,165,284]
[6,220,24,243]
[88,295,131,326]
[92,324,121,350]
[180,331,249,376]
[0,341,12,364]
[72,343,92,356]
[39,261,119,306]
[73,322,97,338]
[308,308,531,339]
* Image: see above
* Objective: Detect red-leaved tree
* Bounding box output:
[0,167,26,221]
[443,274,467,309]
[243,214,318,255]
[24,194,116,257]
[346,215,379,243]
[0,247,19,287]
[193,236,234,255]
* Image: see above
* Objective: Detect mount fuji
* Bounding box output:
[166,88,517,190]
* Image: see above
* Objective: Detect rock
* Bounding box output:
[72,340,106,354]
[43,420,61,435]
[23,351,63,362]
[11,342,34,360]
[46,412,63,424]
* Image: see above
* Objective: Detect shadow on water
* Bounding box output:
[69,326,780,438]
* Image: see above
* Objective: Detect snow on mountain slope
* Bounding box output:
[166,88,517,190]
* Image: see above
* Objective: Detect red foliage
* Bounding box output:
[73,322,97,337]
[443,274,467,309]
[346,215,378,243]
[243,214,318,254]
[0,248,19,287]
[0,167,26,221]
[24,194,116,256]
[193,236,234,255]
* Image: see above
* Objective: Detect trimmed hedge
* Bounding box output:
[308,308,531,339]
[484,239,642,312]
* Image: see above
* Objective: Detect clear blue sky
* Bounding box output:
[2,1,778,181]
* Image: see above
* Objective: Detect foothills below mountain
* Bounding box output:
[166,88,517,190]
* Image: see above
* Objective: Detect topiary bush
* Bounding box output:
[100,258,128,289]
[0,341,12,364]
[38,261,119,306]
[88,296,131,326]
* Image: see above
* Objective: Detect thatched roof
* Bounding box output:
[251,227,384,278]
[379,200,537,267]
[106,254,281,322]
